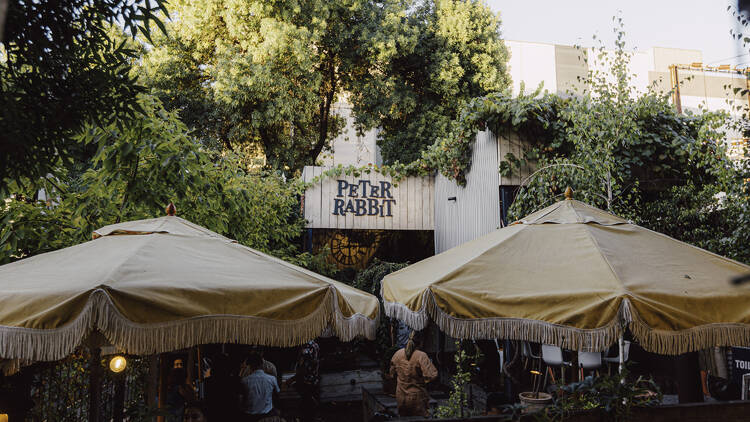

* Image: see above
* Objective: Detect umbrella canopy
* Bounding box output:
[0,215,378,362]
[382,197,750,355]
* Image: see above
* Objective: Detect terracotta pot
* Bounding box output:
[518,391,553,414]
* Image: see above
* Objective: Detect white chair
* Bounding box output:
[542,344,573,384]
[578,352,602,369]
[603,340,631,374]
[577,351,602,380]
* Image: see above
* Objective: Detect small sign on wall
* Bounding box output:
[731,347,750,385]
[302,166,434,230]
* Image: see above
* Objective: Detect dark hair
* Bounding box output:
[211,353,231,375]
[184,400,209,420]
[245,352,263,369]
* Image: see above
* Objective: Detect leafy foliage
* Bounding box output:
[0,0,167,195]
[420,20,737,230]
[138,0,510,174]
[352,259,408,368]
[636,163,750,264]
[0,95,307,264]
[350,0,510,165]
[539,371,662,422]
[503,25,732,220]
[435,340,482,418]
[352,258,409,297]
[139,0,401,174]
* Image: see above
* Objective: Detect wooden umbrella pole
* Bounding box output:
[89,346,102,422]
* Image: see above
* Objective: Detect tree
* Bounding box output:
[0,0,167,196]
[502,20,734,222]
[350,0,511,164]
[139,0,408,174]
[139,0,510,173]
[0,95,308,264]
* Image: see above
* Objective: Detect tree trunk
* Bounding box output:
[311,58,337,166]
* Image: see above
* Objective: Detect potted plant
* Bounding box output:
[519,368,553,413]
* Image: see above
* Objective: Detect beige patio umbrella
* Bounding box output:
[382,192,750,355]
[0,207,378,362]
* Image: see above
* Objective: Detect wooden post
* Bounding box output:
[157,353,169,422]
[89,347,102,422]
[2,367,34,421]
[113,373,126,422]
[147,355,159,410]
[676,352,704,403]
[187,348,195,384]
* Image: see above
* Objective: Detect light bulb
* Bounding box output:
[109,355,127,373]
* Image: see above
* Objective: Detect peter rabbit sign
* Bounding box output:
[302,166,434,230]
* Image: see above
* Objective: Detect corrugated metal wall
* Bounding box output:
[434,130,501,254]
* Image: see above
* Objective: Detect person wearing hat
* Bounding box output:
[388,331,438,417]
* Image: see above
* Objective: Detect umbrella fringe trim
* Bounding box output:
[330,288,379,342]
[383,291,632,352]
[93,289,377,354]
[0,292,97,362]
[93,289,333,354]
[0,288,377,361]
[385,292,750,355]
[628,304,750,355]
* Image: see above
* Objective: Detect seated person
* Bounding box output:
[241,353,280,421]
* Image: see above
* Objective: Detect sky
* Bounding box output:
[488,0,749,67]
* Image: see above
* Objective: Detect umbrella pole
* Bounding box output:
[89,346,102,422]
[618,334,624,376]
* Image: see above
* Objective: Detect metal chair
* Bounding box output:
[541,344,573,384]
[520,341,543,375]
[577,351,602,380]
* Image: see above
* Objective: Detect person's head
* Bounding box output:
[485,392,507,415]
[183,401,208,422]
[245,352,263,371]
[210,353,231,376]
[249,346,265,358]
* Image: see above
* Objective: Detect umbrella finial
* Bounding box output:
[564,187,573,200]
[166,202,177,216]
